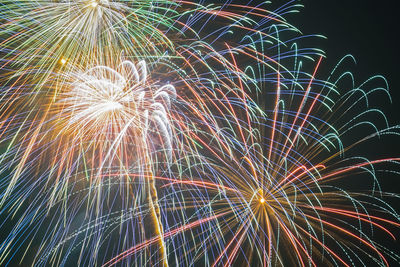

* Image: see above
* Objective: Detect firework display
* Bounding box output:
[0,1,399,266]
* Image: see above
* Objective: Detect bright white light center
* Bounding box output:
[102,101,123,112]
[260,198,265,204]
[90,1,98,7]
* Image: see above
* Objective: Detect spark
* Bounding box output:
[90,1,98,8]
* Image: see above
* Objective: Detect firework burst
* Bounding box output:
[0,0,180,67]
[105,53,400,266]
[0,1,399,267]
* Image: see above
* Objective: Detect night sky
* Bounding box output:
[266,0,400,121]
[300,0,400,123]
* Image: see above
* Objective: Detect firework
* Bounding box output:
[106,54,400,266]
[0,1,399,267]
[0,0,180,68]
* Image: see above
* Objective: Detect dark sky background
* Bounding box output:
[268,0,399,124]
[291,0,400,187]
[300,0,400,122]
